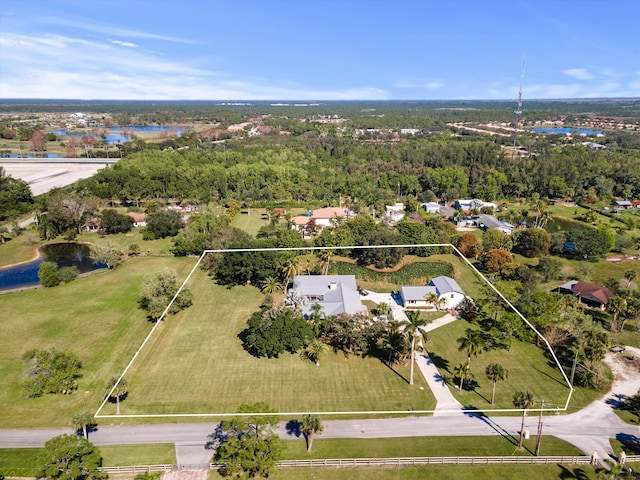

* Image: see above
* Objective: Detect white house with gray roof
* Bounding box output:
[399,276,465,310]
[292,275,367,317]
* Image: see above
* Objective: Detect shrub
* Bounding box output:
[38,261,60,287]
[58,266,79,283]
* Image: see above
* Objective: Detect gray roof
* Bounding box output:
[479,214,513,230]
[400,285,437,302]
[429,276,464,295]
[292,275,366,316]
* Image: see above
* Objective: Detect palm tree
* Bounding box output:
[378,320,410,365]
[607,296,628,332]
[301,341,329,366]
[107,377,128,415]
[401,310,431,385]
[485,363,508,405]
[424,292,439,310]
[319,250,334,275]
[453,362,468,392]
[457,328,485,369]
[72,410,96,439]
[260,275,283,294]
[624,270,637,289]
[281,259,299,291]
[513,390,535,449]
[307,302,325,337]
[300,414,324,452]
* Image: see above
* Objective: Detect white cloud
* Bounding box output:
[395,80,444,90]
[562,68,593,80]
[111,40,138,48]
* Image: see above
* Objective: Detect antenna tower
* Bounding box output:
[512,52,527,159]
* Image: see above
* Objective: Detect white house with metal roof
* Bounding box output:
[399,276,465,310]
[292,275,367,317]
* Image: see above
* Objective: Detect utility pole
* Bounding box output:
[511,51,527,160]
[535,399,545,456]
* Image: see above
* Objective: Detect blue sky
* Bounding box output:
[1,0,639,100]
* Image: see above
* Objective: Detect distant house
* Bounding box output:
[127,212,147,228]
[291,207,349,238]
[292,275,367,317]
[454,199,498,214]
[400,276,465,310]
[384,203,405,223]
[613,200,633,211]
[421,202,441,214]
[83,217,100,232]
[557,280,613,310]
[632,201,640,209]
[479,214,514,235]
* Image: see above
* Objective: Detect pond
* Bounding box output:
[52,126,183,145]
[0,242,105,291]
[529,127,604,135]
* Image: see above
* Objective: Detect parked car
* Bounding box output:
[610,345,626,353]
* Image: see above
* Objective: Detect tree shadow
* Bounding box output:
[533,365,569,387]
[428,352,450,373]
[462,406,528,451]
[615,432,640,454]
[205,423,226,451]
[380,358,410,384]
[558,464,591,479]
[285,419,301,438]
[606,392,628,409]
[107,391,128,404]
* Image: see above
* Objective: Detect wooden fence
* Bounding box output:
[100,453,635,474]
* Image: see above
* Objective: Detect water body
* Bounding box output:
[529,127,604,135]
[52,126,183,145]
[0,242,105,291]
[1,153,62,158]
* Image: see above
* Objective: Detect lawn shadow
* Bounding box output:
[428,352,450,373]
[533,365,570,388]
[380,358,410,384]
[558,464,591,479]
[463,406,530,452]
[285,419,301,438]
[615,432,640,454]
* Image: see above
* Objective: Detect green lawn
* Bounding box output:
[113,266,436,416]
[0,232,45,267]
[231,209,268,236]
[210,464,597,480]
[427,320,601,413]
[0,444,175,475]
[282,435,582,459]
[0,256,195,428]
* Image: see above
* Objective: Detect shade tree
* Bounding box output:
[36,434,106,480]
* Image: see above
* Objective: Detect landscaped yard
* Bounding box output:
[427,319,602,413]
[112,265,436,416]
[0,256,195,428]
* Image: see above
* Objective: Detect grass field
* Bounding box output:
[0,256,195,428]
[427,320,601,413]
[113,265,435,416]
[281,435,582,459]
[231,209,269,236]
[210,464,598,480]
[0,444,175,475]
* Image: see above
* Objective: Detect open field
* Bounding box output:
[427,320,601,412]
[209,464,598,480]
[112,265,435,416]
[0,256,194,428]
[231,209,269,236]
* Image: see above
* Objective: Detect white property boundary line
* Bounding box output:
[95,244,573,419]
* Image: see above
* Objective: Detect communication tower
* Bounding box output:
[512,52,527,159]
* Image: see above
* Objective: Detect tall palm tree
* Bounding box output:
[319,250,334,275]
[401,310,431,385]
[424,292,439,310]
[607,296,628,332]
[378,320,411,364]
[485,363,508,405]
[72,410,96,439]
[300,414,324,452]
[281,259,299,292]
[107,377,128,415]
[453,362,468,392]
[513,390,535,449]
[457,328,485,369]
[624,269,637,289]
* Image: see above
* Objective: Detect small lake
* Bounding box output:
[529,127,604,135]
[0,243,105,291]
[52,126,183,145]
